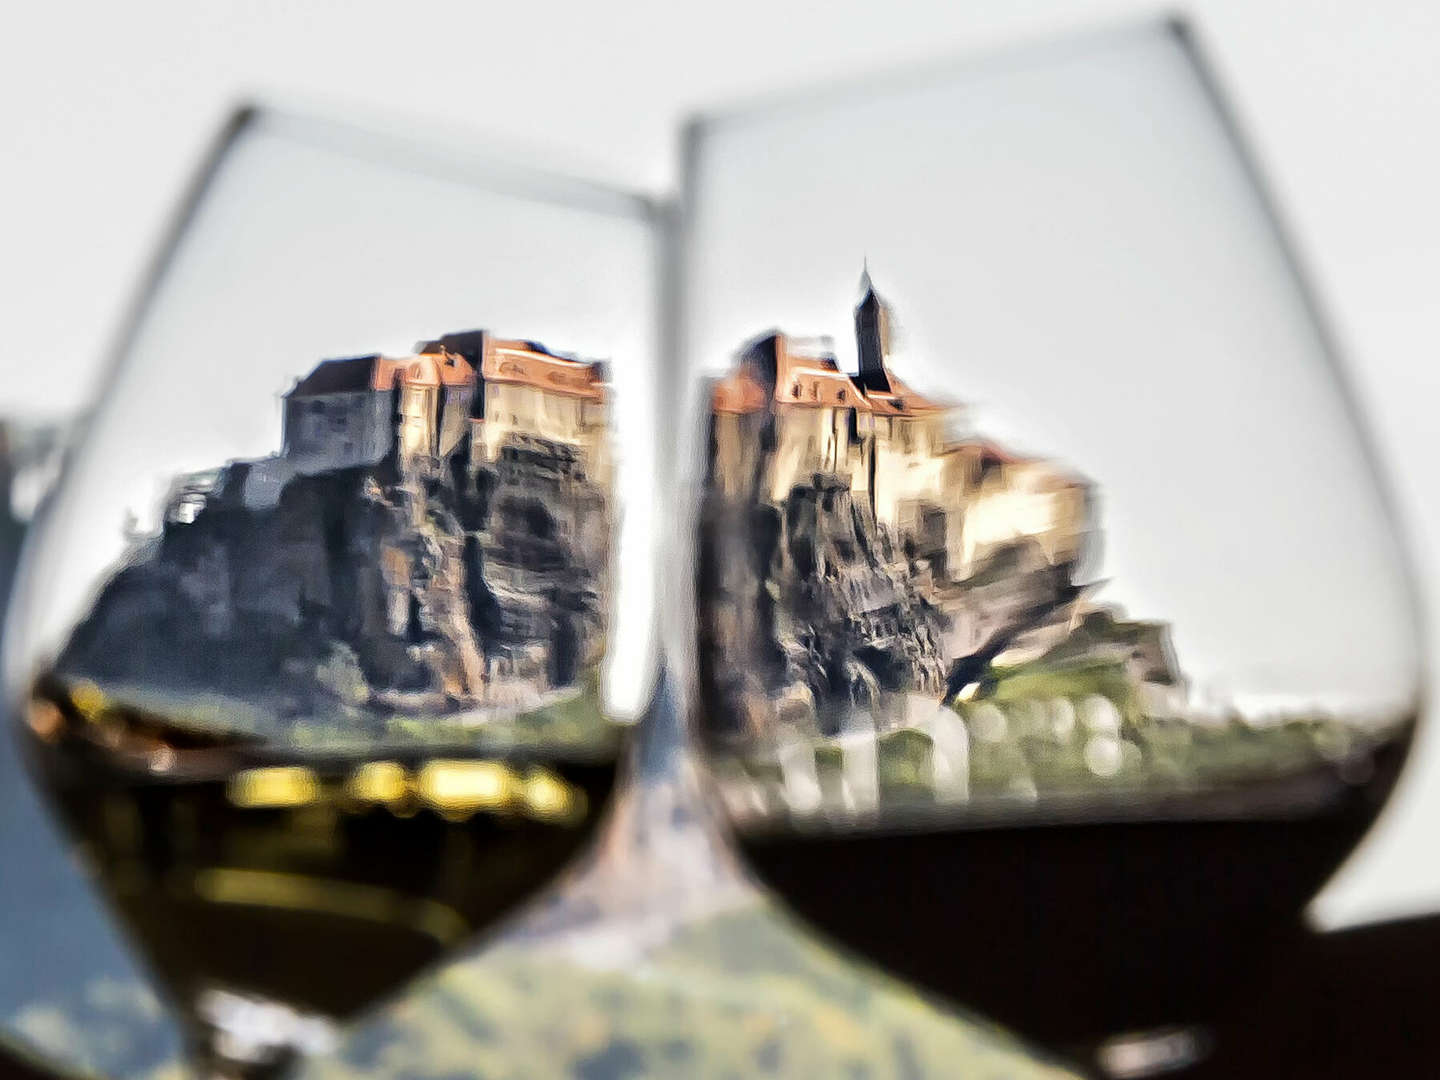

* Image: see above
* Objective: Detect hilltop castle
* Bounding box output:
[709,276,1090,591]
[221,333,609,511]
[700,276,1112,741]
[135,330,615,713]
[708,278,1091,627]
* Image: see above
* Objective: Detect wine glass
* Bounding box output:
[678,17,1424,1073]
[3,106,662,1078]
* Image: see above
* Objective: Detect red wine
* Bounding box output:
[694,289,1420,1070]
[730,727,1410,1058]
[22,676,622,1078]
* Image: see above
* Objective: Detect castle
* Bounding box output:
[140,330,614,712]
[698,276,1133,744]
[708,276,1091,642]
[225,332,609,510]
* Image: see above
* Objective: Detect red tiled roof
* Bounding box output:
[288,350,474,396]
[393,351,474,388]
[712,368,769,414]
[481,338,606,402]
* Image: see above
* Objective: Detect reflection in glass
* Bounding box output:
[47,334,618,755]
[699,274,1405,821]
[5,109,660,1078]
[679,19,1424,1068]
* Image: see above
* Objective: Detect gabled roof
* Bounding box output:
[395,351,475,388]
[415,329,488,370]
[955,439,1037,467]
[712,367,769,414]
[287,355,384,397]
[860,371,949,417]
[774,337,863,409]
[711,329,949,417]
[481,338,606,402]
[958,439,1092,491]
[287,349,475,398]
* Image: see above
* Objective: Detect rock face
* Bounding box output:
[469,435,610,703]
[58,339,613,735]
[699,466,1090,745]
[700,475,951,741]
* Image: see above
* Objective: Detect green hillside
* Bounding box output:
[303,899,1081,1080]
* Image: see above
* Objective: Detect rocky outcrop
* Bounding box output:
[697,381,1169,753]
[59,432,610,729]
[698,467,1089,745]
[701,473,947,742]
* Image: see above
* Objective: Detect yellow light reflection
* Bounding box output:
[69,680,108,722]
[415,760,517,815]
[521,766,587,824]
[345,760,409,804]
[227,766,322,809]
[191,867,469,944]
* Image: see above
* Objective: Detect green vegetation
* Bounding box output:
[876,728,937,803]
[789,653,1388,812]
[985,657,1142,724]
[302,899,1080,1080]
[6,900,1081,1079]
[952,649,1377,799]
[64,666,624,762]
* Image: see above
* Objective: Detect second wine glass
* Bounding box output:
[680,18,1423,1072]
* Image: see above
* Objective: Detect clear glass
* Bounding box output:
[679,17,1425,1069]
[3,107,662,1078]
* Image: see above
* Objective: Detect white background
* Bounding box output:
[2,0,1438,929]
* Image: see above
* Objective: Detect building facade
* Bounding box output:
[708,277,1091,592]
[265,332,608,500]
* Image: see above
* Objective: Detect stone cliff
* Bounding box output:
[59,433,611,736]
[698,468,1085,744]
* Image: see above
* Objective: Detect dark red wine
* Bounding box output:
[731,728,1410,1058]
[694,285,1420,1071]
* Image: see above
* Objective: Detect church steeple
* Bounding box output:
[854,265,893,393]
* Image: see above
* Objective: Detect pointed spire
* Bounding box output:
[854,264,892,392]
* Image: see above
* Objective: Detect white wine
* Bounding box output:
[15,329,632,1076]
[24,673,622,1078]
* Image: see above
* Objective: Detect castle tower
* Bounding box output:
[854,266,894,393]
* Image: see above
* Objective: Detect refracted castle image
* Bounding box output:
[57,331,617,753]
[699,276,1380,819]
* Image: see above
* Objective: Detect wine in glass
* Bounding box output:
[5,107,662,1078]
[680,18,1423,1072]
